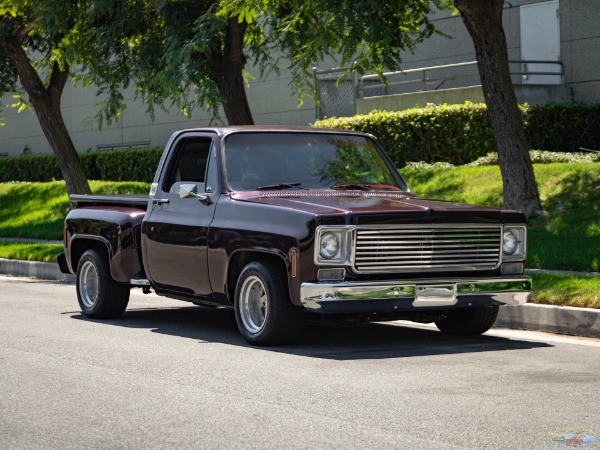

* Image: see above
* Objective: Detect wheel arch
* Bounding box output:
[226,249,290,306]
[70,235,111,275]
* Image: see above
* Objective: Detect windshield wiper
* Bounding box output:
[331,183,372,191]
[256,182,305,191]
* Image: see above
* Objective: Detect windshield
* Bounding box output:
[224,132,408,192]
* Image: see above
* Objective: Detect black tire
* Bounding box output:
[434,306,499,336]
[234,260,304,346]
[76,249,130,319]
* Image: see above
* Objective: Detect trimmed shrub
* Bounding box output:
[314,101,600,167]
[0,147,163,183]
[0,154,62,182]
[94,148,163,182]
[525,102,600,152]
[314,102,496,167]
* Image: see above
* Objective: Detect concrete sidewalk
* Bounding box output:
[1,257,598,339]
[0,258,74,282]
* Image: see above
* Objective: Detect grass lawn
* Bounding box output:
[529,272,600,309]
[0,169,598,308]
[0,181,150,240]
[0,240,63,263]
[402,162,600,272]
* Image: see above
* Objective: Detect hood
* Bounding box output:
[230,191,525,225]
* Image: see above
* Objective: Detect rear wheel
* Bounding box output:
[234,261,304,346]
[76,249,130,319]
[434,306,499,336]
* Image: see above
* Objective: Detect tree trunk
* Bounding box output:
[455,0,541,217]
[1,38,91,195]
[210,19,254,125]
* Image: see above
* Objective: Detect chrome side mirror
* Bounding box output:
[179,183,212,205]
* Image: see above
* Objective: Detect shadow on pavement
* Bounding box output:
[69,303,552,360]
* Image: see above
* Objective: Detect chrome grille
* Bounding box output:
[354,225,502,273]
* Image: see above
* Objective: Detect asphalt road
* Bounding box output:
[1,275,599,450]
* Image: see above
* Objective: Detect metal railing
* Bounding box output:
[314,60,564,118]
[359,61,480,97]
[358,60,564,98]
[509,60,564,83]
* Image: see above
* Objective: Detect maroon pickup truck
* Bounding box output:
[58,126,531,345]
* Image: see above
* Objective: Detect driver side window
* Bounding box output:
[164,138,212,194]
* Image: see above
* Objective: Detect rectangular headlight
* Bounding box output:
[502,225,527,261]
[314,226,355,266]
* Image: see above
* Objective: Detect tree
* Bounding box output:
[257,0,541,216]
[0,0,260,198]
[454,0,541,215]
[0,1,91,194]
[86,0,261,125]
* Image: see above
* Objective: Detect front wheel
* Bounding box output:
[234,261,304,346]
[434,306,499,336]
[76,249,130,319]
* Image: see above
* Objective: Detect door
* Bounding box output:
[143,134,219,297]
[520,0,561,85]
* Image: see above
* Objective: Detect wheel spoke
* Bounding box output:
[239,276,268,334]
[78,260,99,309]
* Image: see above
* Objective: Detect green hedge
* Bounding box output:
[2,101,599,181]
[315,102,496,167]
[525,102,600,152]
[314,102,600,167]
[0,147,163,183]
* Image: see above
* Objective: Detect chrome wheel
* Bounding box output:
[239,275,268,334]
[78,260,99,309]
[234,261,304,345]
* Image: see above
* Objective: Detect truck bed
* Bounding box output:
[69,194,149,210]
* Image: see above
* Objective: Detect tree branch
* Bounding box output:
[15,16,42,41]
[1,36,48,104]
[48,60,69,106]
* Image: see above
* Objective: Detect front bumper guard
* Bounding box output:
[301,277,531,314]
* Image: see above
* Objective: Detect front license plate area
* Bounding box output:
[412,284,457,307]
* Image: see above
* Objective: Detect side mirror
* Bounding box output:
[179,183,212,205]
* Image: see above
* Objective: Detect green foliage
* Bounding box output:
[402,165,504,206]
[0,148,162,183]
[315,102,600,167]
[0,180,150,240]
[93,148,163,182]
[315,103,496,167]
[0,1,93,100]
[465,150,600,167]
[402,163,600,272]
[526,102,600,152]
[253,0,449,102]
[0,240,63,262]
[529,273,600,309]
[83,0,269,123]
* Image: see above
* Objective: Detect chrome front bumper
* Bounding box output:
[300,277,531,313]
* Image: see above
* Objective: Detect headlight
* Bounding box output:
[501,225,527,261]
[315,226,354,266]
[320,233,340,259]
[503,230,518,255]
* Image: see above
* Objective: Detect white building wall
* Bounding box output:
[0,64,316,157]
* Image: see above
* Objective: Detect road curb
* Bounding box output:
[495,303,600,338]
[1,258,598,339]
[0,258,75,283]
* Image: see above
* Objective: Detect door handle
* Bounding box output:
[152,198,170,205]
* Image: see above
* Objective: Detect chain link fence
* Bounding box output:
[314,68,357,120]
